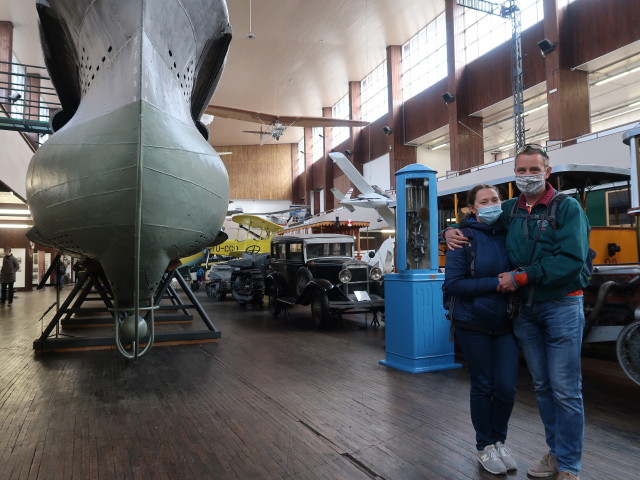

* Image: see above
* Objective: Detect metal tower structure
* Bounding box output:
[456,0,525,151]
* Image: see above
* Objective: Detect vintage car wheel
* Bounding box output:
[295,268,313,297]
[205,282,215,298]
[215,284,226,301]
[616,320,640,387]
[268,287,283,317]
[311,291,330,328]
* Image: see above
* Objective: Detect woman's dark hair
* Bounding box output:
[466,184,501,207]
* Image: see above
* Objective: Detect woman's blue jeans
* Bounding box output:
[455,327,520,451]
[513,296,584,475]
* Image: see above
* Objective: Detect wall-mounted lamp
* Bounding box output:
[537,38,556,57]
[10,92,21,103]
[344,149,353,157]
[442,92,455,104]
[299,150,305,154]
[318,133,324,138]
[383,126,393,135]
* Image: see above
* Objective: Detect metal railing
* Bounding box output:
[0,60,60,136]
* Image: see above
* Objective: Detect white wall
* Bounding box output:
[416,146,450,176]
[0,129,34,200]
[363,153,391,191]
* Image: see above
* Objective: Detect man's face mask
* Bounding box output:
[515,173,546,196]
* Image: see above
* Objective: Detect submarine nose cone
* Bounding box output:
[120,315,148,343]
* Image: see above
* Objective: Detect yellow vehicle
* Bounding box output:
[209,214,284,257]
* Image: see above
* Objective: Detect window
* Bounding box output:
[305,242,353,259]
[331,94,350,147]
[606,188,633,227]
[273,243,286,260]
[402,13,447,101]
[360,62,388,122]
[311,127,324,162]
[520,0,544,30]
[297,138,305,173]
[38,96,50,144]
[463,0,543,64]
[11,54,26,120]
[287,243,303,262]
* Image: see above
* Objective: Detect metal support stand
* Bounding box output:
[33,267,221,354]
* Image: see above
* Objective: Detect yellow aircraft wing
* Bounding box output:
[231,214,284,232]
[208,214,284,257]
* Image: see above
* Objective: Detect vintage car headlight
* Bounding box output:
[369,267,383,281]
[338,269,352,283]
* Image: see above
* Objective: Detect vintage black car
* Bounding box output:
[265,234,385,326]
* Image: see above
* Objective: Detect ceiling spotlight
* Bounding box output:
[10,92,21,103]
[537,38,556,57]
[383,126,393,135]
[344,149,353,157]
[442,92,455,104]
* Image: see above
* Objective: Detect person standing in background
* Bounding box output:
[1,248,21,306]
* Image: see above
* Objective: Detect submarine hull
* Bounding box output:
[27,0,232,307]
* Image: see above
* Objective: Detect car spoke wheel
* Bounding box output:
[311,291,330,328]
[617,320,640,387]
[295,268,313,297]
[215,284,226,301]
[268,287,282,317]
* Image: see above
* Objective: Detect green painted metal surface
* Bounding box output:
[28,100,229,307]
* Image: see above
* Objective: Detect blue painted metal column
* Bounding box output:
[380,164,461,373]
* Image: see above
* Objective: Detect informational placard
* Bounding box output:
[32,252,39,285]
[44,252,51,285]
[12,248,26,289]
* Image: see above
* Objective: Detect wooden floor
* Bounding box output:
[0,287,639,479]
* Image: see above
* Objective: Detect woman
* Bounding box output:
[443,184,520,475]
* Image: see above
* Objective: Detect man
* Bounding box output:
[1,247,21,306]
[445,144,590,480]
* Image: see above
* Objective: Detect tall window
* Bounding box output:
[520,0,544,30]
[11,54,26,119]
[331,94,350,147]
[463,0,543,64]
[402,13,447,101]
[297,138,305,173]
[38,97,50,144]
[311,127,324,162]
[360,62,388,122]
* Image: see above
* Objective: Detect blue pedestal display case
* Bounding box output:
[380,164,461,373]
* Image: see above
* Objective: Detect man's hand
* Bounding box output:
[444,228,469,251]
[497,272,516,293]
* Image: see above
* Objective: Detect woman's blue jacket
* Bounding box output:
[443,216,512,332]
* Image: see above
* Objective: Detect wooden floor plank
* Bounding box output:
[0,288,638,479]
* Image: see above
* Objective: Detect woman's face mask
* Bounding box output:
[476,204,502,225]
[472,188,502,224]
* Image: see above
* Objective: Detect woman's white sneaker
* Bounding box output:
[494,442,517,471]
[477,445,507,474]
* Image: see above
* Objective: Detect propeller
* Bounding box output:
[243,125,269,145]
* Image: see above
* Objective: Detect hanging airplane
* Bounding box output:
[204,105,369,140]
[328,152,396,228]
